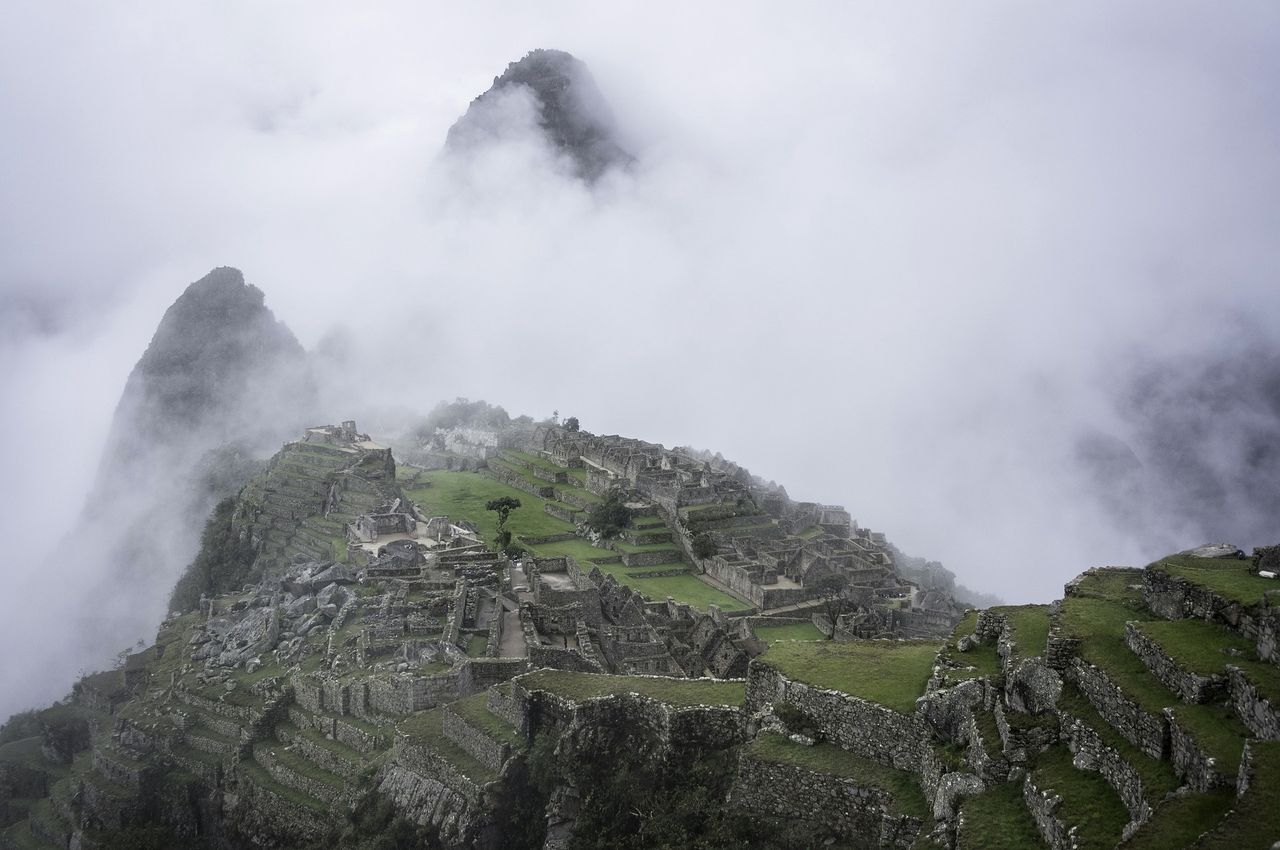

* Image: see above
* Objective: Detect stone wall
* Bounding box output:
[229,769,329,846]
[377,762,486,850]
[1022,772,1072,850]
[1058,707,1150,825]
[367,671,461,716]
[1142,569,1277,661]
[746,663,927,771]
[443,708,510,773]
[1227,667,1280,739]
[1068,658,1168,759]
[1166,708,1234,791]
[730,754,923,849]
[1124,623,1225,703]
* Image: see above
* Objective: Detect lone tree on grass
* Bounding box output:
[486,496,522,550]
[813,572,852,639]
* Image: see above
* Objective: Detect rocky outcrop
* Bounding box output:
[445,49,632,182]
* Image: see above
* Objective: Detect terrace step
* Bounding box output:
[184,723,239,757]
[275,723,368,780]
[1,820,60,850]
[441,695,521,773]
[251,744,344,805]
[1025,746,1129,850]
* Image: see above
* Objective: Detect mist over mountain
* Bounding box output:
[5,268,317,719]
[1079,342,1280,558]
[445,49,631,182]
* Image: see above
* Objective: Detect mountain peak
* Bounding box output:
[446,49,632,182]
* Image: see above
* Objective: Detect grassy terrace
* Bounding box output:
[619,574,748,611]
[1133,619,1280,704]
[518,669,745,707]
[1147,554,1276,607]
[502,449,564,473]
[939,611,1002,684]
[994,605,1051,659]
[1121,787,1234,850]
[1071,567,1146,605]
[239,754,329,812]
[1056,684,1178,804]
[448,693,522,747]
[753,622,825,643]
[1059,595,1249,773]
[1196,740,1280,849]
[955,781,1047,850]
[398,709,498,784]
[1031,746,1128,850]
[758,640,942,714]
[405,470,574,543]
[0,737,50,772]
[748,734,927,818]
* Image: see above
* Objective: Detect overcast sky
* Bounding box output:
[2,3,1279,709]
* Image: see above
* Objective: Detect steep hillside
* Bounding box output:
[4,415,1276,848]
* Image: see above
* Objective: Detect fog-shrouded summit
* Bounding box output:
[445,48,632,181]
[4,268,319,721]
[95,266,312,477]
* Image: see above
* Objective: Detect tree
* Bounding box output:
[692,533,717,560]
[585,489,632,539]
[813,572,851,639]
[564,416,580,432]
[486,496,522,550]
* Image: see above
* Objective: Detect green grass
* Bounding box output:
[939,610,1002,684]
[447,694,522,747]
[526,538,614,563]
[748,733,927,818]
[1120,787,1234,849]
[1031,746,1129,850]
[1059,596,1249,773]
[1148,554,1275,607]
[256,743,344,790]
[503,449,564,473]
[956,781,1047,850]
[0,736,49,771]
[1133,619,1280,704]
[759,640,942,714]
[619,573,749,611]
[406,470,575,544]
[753,622,825,643]
[465,634,489,658]
[518,670,745,707]
[797,525,824,540]
[397,709,498,784]
[612,539,681,555]
[1071,567,1146,605]
[995,605,1051,659]
[1057,684,1179,804]
[239,753,329,812]
[1195,741,1280,849]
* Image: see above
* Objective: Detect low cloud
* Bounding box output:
[1,2,1278,718]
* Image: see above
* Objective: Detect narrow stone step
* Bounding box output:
[251,743,344,804]
[1,819,60,850]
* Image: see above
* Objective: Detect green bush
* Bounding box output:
[1253,545,1280,574]
[585,490,632,539]
[692,533,718,559]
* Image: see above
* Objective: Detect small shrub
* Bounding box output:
[585,490,632,539]
[692,533,717,559]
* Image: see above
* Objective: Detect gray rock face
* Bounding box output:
[446,49,632,182]
[1182,543,1243,560]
